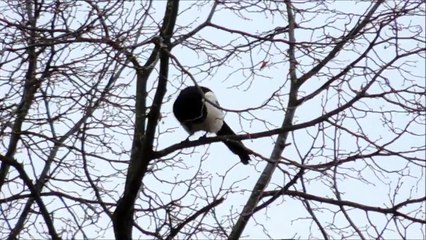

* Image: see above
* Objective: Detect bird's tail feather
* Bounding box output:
[217,122,250,164]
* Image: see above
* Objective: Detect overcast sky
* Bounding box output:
[0,1,424,239]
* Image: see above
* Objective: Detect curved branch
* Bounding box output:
[166,198,224,240]
[275,190,426,224]
[296,0,384,87]
[0,155,59,240]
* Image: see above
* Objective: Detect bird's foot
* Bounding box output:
[198,133,208,140]
[181,136,191,143]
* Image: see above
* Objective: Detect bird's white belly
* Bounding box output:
[191,92,224,133]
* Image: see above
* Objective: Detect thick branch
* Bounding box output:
[0,15,40,191]
[228,1,299,239]
[112,1,179,239]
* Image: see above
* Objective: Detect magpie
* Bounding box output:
[173,86,250,164]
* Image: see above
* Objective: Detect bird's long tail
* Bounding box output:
[217,122,250,164]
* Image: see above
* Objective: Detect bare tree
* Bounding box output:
[0,0,424,239]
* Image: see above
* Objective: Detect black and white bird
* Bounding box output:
[173,86,250,164]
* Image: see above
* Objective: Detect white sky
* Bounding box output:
[0,1,424,239]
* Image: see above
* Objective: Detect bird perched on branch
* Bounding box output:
[173,86,250,165]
